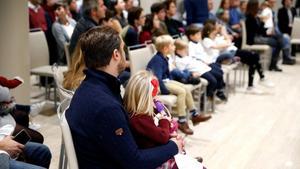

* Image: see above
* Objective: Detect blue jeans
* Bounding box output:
[9,142,51,169]
[170,68,191,83]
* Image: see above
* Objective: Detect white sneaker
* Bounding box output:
[30,101,45,116]
[29,122,41,130]
[259,78,275,88]
[246,87,264,95]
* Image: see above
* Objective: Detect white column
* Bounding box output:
[0,0,30,104]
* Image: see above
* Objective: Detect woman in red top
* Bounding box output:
[139,14,162,44]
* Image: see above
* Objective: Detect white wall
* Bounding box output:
[0,0,30,104]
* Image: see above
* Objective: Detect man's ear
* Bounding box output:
[112,49,120,61]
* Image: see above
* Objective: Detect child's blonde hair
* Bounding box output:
[154,35,174,52]
[124,70,155,117]
[174,39,188,51]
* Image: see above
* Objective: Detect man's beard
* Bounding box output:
[117,53,127,74]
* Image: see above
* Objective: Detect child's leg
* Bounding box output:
[201,72,217,97]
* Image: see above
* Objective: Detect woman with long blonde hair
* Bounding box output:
[63,42,86,91]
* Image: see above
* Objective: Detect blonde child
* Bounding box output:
[124,70,204,169]
[146,35,211,135]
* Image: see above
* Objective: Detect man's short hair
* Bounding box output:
[151,2,166,14]
[185,24,202,40]
[154,35,174,52]
[80,26,122,69]
[127,7,143,26]
[82,0,99,17]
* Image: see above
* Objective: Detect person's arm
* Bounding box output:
[94,105,178,169]
[147,59,170,95]
[130,116,170,145]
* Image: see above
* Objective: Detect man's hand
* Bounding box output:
[0,136,24,158]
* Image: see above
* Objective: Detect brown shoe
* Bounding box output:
[191,114,212,125]
[178,122,194,135]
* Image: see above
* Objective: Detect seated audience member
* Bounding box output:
[240,0,247,20]
[139,14,161,43]
[184,0,209,26]
[66,26,182,168]
[102,10,123,33]
[63,43,85,91]
[122,7,145,46]
[278,0,297,56]
[123,0,134,19]
[0,86,51,169]
[0,76,45,143]
[109,0,128,27]
[28,0,48,32]
[69,0,106,55]
[164,0,184,36]
[52,3,76,65]
[151,2,169,34]
[228,0,243,32]
[186,24,227,101]
[0,136,51,169]
[216,0,231,18]
[67,0,81,21]
[124,70,205,169]
[259,0,295,65]
[246,0,283,71]
[201,21,237,64]
[147,35,211,135]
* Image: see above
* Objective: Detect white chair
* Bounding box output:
[291,17,300,45]
[57,99,78,169]
[29,30,49,69]
[128,45,178,109]
[64,43,71,68]
[52,64,74,101]
[240,21,271,70]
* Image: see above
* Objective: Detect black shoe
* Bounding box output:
[269,66,283,72]
[216,91,227,101]
[188,77,201,85]
[282,59,296,65]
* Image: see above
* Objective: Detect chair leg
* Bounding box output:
[58,138,65,169]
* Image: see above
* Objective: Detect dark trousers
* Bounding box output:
[236,50,264,87]
[201,63,225,97]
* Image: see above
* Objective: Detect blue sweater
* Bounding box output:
[184,0,209,26]
[147,52,170,95]
[66,69,178,169]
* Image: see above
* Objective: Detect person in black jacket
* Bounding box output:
[164,0,184,36]
[69,0,106,55]
[278,0,297,56]
[66,26,183,169]
[245,0,282,71]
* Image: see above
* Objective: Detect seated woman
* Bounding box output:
[122,7,146,47]
[139,14,162,44]
[52,3,76,65]
[109,0,128,28]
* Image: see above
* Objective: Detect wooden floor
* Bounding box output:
[35,57,300,169]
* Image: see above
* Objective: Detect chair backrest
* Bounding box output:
[291,17,300,39]
[240,20,248,49]
[52,65,74,101]
[128,45,154,75]
[64,43,71,68]
[29,31,49,69]
[57,99,79,169]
